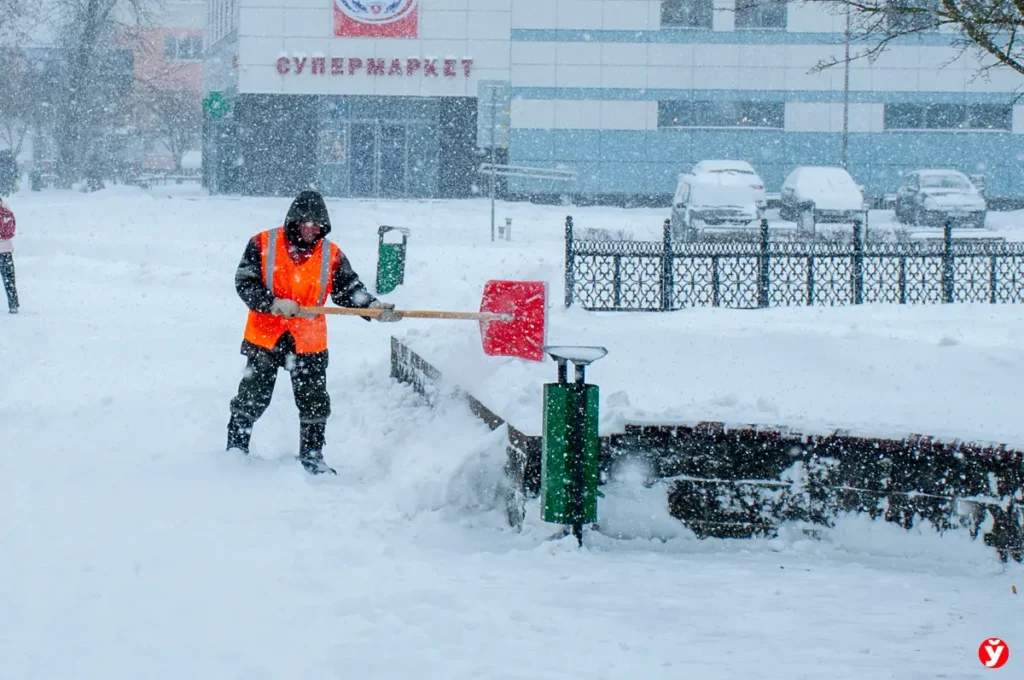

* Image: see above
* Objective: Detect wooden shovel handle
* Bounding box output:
[299,306,511,322]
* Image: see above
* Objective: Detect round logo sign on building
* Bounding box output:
[335,0,419,25]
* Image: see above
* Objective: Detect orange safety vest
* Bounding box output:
[243,227,340,354]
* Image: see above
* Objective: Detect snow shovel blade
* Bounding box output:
[479,280,547,362]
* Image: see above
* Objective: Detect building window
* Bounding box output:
[166,35,203,61]
[661,0,713,29]
[884,103,1011,131]
[208,0,232,44]
[886,0,939,32]
[658,101,785,129]
[735,0,787,29]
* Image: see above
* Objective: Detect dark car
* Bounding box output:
[895,169,987,228]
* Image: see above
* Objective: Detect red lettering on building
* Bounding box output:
[274,55,474,78]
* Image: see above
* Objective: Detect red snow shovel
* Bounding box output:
[299,280,548,362]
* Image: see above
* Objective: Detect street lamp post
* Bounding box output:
[842,2,851,170]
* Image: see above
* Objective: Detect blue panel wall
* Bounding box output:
[510,128,1024,198]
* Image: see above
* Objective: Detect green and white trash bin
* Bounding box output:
[540,345,608,546]
[375,226,410,295]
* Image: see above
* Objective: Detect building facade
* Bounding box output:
[204,0,1024,203]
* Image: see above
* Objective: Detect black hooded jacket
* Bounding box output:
[234,190,377,333]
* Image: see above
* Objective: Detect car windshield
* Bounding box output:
[690,182,755,205]
[711,171,754,183]
[694,161,755,175]
[920,174,971,190]
[797,169,857,194]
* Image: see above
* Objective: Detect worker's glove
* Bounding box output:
[369,299,402,323]
[270,298,300,318]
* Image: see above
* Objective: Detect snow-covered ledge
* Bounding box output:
[390,336,1024,562]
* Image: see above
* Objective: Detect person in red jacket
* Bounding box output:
[0,198,17,314]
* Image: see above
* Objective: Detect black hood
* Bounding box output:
[284,190,332,248]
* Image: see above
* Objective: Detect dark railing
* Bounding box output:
[564,216,1024,310]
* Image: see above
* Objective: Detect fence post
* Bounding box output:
[564,215,575,308]
[899,257,908,305]
[852,219,864,305]
[757,218,770,308]
[942,220,954,303]
[990,255,998,304]
[662,218,674,311]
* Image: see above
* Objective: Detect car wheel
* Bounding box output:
[670,214,684,241]
[683,214,698,242]
[912,205,924,227]
[798,204,816,235]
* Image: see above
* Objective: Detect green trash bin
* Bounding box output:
[539,346,608,545]
[541,382,600,525]
[376,226,410,295]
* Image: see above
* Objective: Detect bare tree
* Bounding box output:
[806,0,1024,81]
[0,51,33,158]
[0,1,49,162]
[0,0,43,46]
[135,83,201,171]
[0,47,62,170]
[51,0,156,187]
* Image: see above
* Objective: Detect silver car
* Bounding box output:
[689,160,768,215]
[671,172,760,241]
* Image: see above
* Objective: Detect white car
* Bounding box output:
[671,172,760,241]
[690,160,767,212]
[779,166,866,228]
[894,169,987,227]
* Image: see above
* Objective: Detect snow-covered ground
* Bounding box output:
[2,184,1021,679]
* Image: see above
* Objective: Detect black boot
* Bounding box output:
[298,422,335,475]
[227,412,254,454]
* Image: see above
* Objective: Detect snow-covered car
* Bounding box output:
[671,172,760,241]
[689,159,767,213]
[894,169,987,228]
[779,166,866,228]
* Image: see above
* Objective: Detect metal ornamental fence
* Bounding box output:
[564,217,1024,310]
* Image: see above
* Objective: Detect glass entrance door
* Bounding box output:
[379,126,407,198]
[349,123,376,196]
[343,122,409,198]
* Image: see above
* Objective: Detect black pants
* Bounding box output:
[227,334,330,455]
[0,252,17,311]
